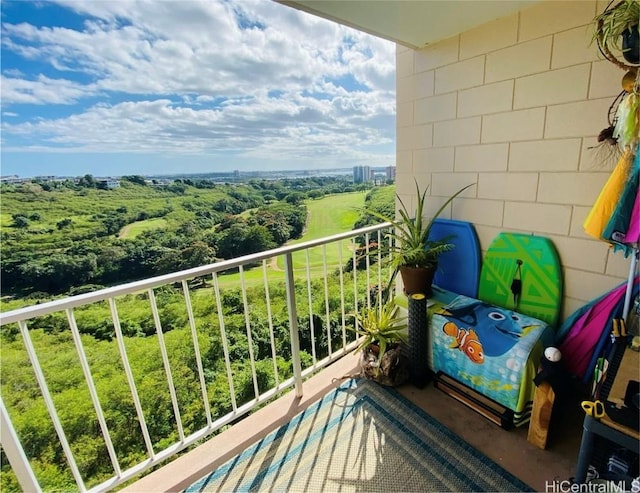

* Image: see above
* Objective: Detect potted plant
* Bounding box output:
[350,298,409,386]
[592,0,640,66]
[365,180,474,296]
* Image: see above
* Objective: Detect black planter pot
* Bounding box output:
[622,25,639,65]
[399,264,436,296]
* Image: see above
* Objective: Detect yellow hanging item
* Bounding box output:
[583,150,634,240]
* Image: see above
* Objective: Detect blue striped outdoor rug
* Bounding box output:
[185,378,533,492]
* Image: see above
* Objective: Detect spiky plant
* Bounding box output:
[365,180,475,272]
[350,299,407,371]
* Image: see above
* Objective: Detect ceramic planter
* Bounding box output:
[400,264,437,296]
[622,24,639,64]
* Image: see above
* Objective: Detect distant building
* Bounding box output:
[98,179,121,189]
[385,166,396,182]
[0,175,25,184]
[353,165,372,183]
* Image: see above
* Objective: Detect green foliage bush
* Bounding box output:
[0,266,372,491]
[0,178,353,298]
[0,178,388,490]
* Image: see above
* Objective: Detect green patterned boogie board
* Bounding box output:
[478,233,563,327]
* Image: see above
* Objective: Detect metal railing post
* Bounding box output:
[284,252,304,397]
[1,395,42,493]
[0,222,392,490]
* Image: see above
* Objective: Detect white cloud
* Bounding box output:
[1,75,97,104]
[0,0,396,173]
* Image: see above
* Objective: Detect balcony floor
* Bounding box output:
[123,354,583,492]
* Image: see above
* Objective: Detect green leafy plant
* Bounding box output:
[365,180,475,271]
[591,0,640,54]
[350,299,407,370]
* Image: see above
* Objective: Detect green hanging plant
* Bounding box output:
[591,0,640,68]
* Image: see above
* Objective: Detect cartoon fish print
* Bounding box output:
[443,321,485,364]
[437,297,538,357]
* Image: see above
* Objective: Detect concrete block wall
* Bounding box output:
[395,0,635,318]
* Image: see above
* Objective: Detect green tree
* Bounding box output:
[11,214,29,228]
[217,223,248,259]
[19,253,98,293]
[56,218,73,230]
[284,192,304,205]
[155,241,216,274]
[102,215,128,236]
[244,225,276,254]
[122,175,147,186]
[78,174,97,188]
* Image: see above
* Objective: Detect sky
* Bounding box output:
[0,0,396,178]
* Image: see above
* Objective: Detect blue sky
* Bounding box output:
[0,0,396,178]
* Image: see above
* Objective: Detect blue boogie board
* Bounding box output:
[427,219,481,298]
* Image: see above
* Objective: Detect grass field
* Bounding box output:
[118,218,168,239]
[0,213,13,228]
[296,192,363,241]
[214,191,367,289]
[287,191,363,269]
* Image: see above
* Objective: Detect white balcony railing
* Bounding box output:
[0,222,393,493]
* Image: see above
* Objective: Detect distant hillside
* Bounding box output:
[0,176,379,302]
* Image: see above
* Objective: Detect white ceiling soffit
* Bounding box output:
[278,0,542,49]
